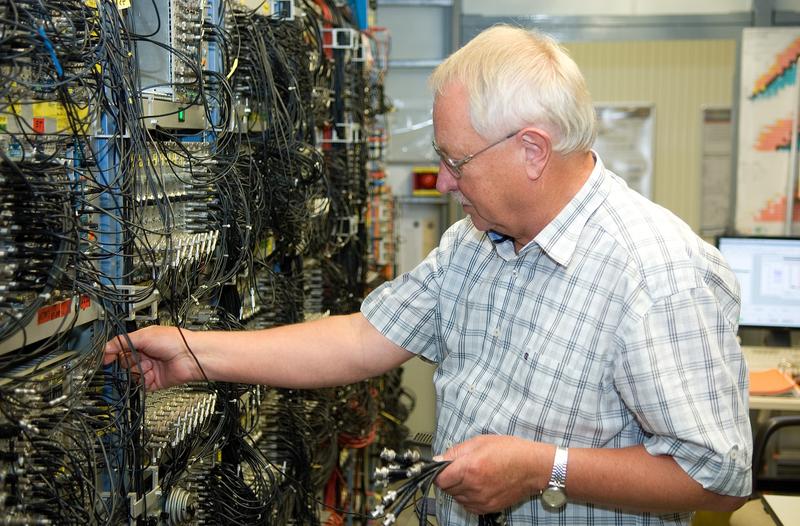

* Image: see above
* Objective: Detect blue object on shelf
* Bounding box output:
[348,0,367,30]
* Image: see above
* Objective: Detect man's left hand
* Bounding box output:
[434,434,553,514]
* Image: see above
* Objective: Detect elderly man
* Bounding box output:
[106,25,751,525]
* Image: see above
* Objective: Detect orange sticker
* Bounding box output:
[79,295,91,310]
[36,296,90,324]
[37,299,72,324]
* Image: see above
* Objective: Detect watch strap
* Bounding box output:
[549,446,568,489]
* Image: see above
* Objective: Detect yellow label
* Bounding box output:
[30,102,90,132]
[73,106,90,134]
[85,0,96,7]
[116,0,131,9]
[33,102,60,119]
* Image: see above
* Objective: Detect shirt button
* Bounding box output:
[512,270,518,277]
[492,327,500,337]
[468,384,475,392]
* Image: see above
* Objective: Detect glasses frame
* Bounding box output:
[431,130,519,179]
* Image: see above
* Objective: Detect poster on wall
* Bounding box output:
[736,27,800,235]
[594,104,654,199]
[700,107,733,238]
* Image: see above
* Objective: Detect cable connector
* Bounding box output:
[381,490,397,505]
[405,463,422,477]
[370,505,385,518]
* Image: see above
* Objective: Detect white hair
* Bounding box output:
[429,25,597,154]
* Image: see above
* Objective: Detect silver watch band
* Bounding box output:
[549,446,568,489]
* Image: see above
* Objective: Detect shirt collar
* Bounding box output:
[525,152,610,267]
[487,230,513,244]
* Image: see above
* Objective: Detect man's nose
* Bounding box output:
[435,163,458,194]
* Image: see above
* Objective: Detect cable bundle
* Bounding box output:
[377,369,415,452]
[371,448,451,526]
[0,160,76,342]
[0,0,400,523]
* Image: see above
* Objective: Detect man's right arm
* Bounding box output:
[104,313,415,390]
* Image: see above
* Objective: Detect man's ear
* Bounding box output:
[520,129,551,181]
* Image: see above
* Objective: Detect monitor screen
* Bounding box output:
[717,236,800,329]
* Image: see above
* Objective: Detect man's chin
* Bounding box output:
[468,215,492,232]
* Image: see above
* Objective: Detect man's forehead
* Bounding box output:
[433,89,470,135]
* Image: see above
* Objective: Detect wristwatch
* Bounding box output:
[541,446,568,510]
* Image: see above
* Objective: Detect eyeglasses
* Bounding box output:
[431,130,519,179]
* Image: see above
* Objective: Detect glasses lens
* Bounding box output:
[432,142,457,178]
[448,161,462,178]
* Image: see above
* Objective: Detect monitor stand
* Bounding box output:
[765,328,792,348]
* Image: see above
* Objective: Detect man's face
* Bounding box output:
[432,83,521,235]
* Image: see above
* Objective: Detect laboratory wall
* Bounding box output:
[566,39,737,231]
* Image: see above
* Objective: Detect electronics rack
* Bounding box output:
[0,0,408,524]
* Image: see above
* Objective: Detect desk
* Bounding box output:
[750,395,800,411]
[743,346,800,412]
[763,494,800,526]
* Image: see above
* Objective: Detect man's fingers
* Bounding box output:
[114,349,155,376]
[116,351,135,369]
[449,491,487,515]
[434,441,473,489]
[143,369,156,391]
[434,460,464,491]
[126,362,157,391]
[102,351,117,366]
[102,338,122,365]
[139,358,153,373]
[103,334,136,365]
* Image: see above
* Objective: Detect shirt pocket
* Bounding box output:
[484,337,617,443]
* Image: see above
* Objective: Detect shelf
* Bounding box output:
[396,196,449,205]
[0,296,100,355]
[388,59,442,69]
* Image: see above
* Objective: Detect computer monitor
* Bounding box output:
[717,236,800,332]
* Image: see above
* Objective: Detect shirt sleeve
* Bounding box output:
[360,221,463,363]
[614,286,752,497]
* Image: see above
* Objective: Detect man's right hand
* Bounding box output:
[103,326,203,391]
[103,314,413,391]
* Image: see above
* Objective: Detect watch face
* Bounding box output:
[541,486,567,510]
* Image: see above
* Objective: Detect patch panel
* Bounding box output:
[0,1,399,524]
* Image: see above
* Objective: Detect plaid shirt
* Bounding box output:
[361,156,751,525]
